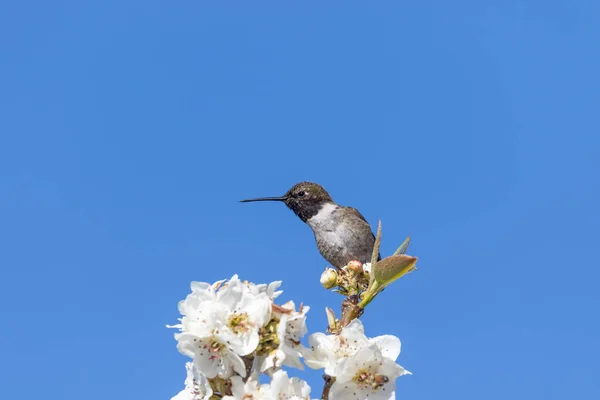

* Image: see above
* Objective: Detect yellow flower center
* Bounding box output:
[228,312,251,334]
[256,318,280,356]
[352,368,389,391]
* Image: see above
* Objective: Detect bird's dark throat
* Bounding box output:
[286,200,325,223]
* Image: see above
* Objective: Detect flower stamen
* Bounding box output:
[228,312,251,335]
[352,368,389,391]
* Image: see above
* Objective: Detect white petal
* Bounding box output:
[166,322,183,330]
[193,348,221,379]
[269,369,288,394]
[210,278,227,290]
[304,321,372,376]
[370,335,401,361]
[219,328,259,356]
[187,337,242,379]
[253,283,268,293]
[175,332,202,358]
[190,281,211,293]
[263,349,284,373]
[384,359,411,379]
[334,345,381,382]
[270,370,312,399]
[171,389,192,400]
[228,350,248,377]
[184,301,226,336]
[303,332,334,371]
[340,319,366,341]
[280,300,296,310]
[217,281,244,312]
[329,383,368,400]
[241,292,271,327]
[333,345,409,400]
[181,362,213,399]
[330,382,394,400]
[229,376,246,398]
[290,377,311,398]
[267,280,283,298]
[282,346,305,370]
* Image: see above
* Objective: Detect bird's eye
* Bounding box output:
[297,191,306,197]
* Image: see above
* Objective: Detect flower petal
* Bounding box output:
[370,334,401,361]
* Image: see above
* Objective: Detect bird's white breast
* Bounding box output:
[307,203,338,230]
[307,203,353,249]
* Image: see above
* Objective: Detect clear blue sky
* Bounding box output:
[1,1,599,399]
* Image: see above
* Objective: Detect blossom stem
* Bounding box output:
[340,301,364,328]
[242,354,254,382]
[320,374,335,400]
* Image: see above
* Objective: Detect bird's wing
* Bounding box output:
[345,206,370,224]
[345,206,381,261]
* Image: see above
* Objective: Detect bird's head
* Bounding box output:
[240,181,333,222]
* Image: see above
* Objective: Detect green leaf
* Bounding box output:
[393,236,411,255]
[373,254,418,285]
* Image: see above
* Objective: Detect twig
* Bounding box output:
[320,374,335,400]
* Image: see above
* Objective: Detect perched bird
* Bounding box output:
[240,181,380,268]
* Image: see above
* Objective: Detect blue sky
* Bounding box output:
[1,1,599,399]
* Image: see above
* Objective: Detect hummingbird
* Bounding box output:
[240,181,380,268]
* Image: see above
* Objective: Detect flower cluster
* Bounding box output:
[168,274,410,400]
[320,261,372,296]
[168,275,311,399]
[304,319,410,399]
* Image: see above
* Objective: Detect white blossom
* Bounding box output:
[303,318,409,398]
[169,275,272,378]
[303,319,369,375]
[245,279,284,300]
[368,334,402,362]
[269,369,312,400]
[168,275,410,400]
[169,279,226,332]
[221,371,311,400]
[329,344,410,400]
[171,362,213,400]
[260,300,310,373]
[176,330,247,379]
[222,376,271,400]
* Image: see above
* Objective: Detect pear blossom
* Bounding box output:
[269,369,312,400]
[169,275,272,378]
[171,362,213,400]
[368,334,402,362]
[329,345,410,400]
[303,318,409,399]
[245,279,284,300]
[220,371,312,400]
[175,330,247,379]
[171,279,226,331]
[260,300,310,373]
[168,274,411,400]
[222,376,271,400]
[303,319,369,375]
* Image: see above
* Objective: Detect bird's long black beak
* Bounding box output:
[239,196,287,203]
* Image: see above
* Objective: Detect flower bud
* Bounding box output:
[325,307,339,333]
[346,260,363,274]
[320,268,338,289]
